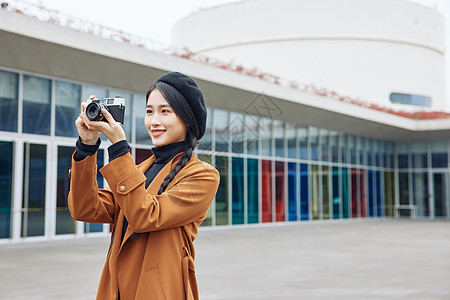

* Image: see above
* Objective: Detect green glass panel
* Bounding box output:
[311,165,320,220]
[215,156,229,225]
[232,157,244,224]
[198,154,213,226]
[247,158,259,224]
[0,141,13,238]
[322,166,330,219]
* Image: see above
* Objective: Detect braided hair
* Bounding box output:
[146,81,201,195]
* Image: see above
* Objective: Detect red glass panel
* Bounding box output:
[359,169,366,217]
[351,168,357,218]
[262,160,272,222]
[135,148,153,164]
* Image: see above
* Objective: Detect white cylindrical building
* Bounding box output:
[172,0,446,110]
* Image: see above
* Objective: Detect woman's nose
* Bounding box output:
[150,113,161,126]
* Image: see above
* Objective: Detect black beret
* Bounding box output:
[157,72,207,140]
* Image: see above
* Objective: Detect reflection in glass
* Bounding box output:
[322,165,330,219]
[332,166,340,219]
[431,140,448,168]
[412,141,427,168]
[23,75,51,135]
[413,172,429,217]
[0,141,13,238]
[342,167,349,218]
[215,156,229,225]
[310,127,319,161]
[286,123,296,159]
[300,164,309,220]
[274,120,284,157]
[261,160,272,222]
[230,112,244,153]
[247,158,259,223]
[22,143,46,237]
[298,127,308,160]
[56,146,76,234]
[246,115,259,155]
[311,165,319,220]
[232,157,244,224]
[321,129,329,162]
[214,109,229,153]
[260,118,272,156]
[288,162,297,221]
[135,94,152,145]
[433,173,448,218]
[397,143,409,169]
[331,131,339,163]
[55,81,81,137]
[384,171,395,216]
[275,161,285,221]
[199,107,212,151]
[0,70,18,132]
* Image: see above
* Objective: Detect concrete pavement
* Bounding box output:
[0,219,449,299]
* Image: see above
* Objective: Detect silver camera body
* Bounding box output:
[86,97,125,124]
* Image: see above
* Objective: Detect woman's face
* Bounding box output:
[145,89,187,147]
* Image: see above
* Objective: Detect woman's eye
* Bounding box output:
[162,109,170,113]
[146,109,152,114]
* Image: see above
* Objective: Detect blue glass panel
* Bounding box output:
[23,75,51,135]
[55,81,81,137]
[300,164,309,220]
[56,146,76,235]
[247,158,259,223]
[232,157,244,224]
[298,127,308,160]
[287,123,297,158]
[199,107,212,151]
[376,171,383,217]
[0,70,18,132]
[0,141,13,238]
[431,141,448,168]
[215,110,229,153]
[310,127,319,161]
[274,120,285,157]
[288,162,297,221]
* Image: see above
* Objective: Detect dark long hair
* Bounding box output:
[146,81,201,195]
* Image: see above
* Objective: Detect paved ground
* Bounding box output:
[0,219,449,299]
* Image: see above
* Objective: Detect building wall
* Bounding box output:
[1,66,449,243]
[172,0,446,109]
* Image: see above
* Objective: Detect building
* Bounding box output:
[0,0,449,243]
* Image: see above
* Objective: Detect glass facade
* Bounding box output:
[1,66,450,242]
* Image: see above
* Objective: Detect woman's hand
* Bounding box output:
[76,99,101,145]
[76,97,127,145]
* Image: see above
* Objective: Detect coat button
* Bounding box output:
[119,186,126,192]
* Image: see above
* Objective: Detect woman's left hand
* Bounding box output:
[79,108,126,144]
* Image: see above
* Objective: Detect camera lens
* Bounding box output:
[86,102,103,121]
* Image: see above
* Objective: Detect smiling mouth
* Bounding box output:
[151,129,166,137]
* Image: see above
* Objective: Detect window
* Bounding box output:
[23,75,51,135]
[390,93,431,107]
[0,70,18,132]
[55,81,81,137]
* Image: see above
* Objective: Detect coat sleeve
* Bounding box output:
[67,152,117,224]
[100,152,220,232]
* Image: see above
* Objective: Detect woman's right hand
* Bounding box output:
[75,96,101,145]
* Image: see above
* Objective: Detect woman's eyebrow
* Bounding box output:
[146,104,171,108]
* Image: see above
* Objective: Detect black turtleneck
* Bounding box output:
[122,140,186,241]
[74,138,186,240]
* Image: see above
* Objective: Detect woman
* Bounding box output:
[68,72,220,300]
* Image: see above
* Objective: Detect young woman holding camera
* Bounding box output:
[68,72,219,300]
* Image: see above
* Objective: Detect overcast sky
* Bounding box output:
[21,0,450,46]
[17,0,450,102]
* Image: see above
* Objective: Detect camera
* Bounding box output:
[86,96,125,124]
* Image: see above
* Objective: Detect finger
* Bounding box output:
[101,108,117,124]
[81,101,88,113]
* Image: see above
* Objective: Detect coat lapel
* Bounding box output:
[119,153,183,246]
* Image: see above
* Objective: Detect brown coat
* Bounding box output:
[68,151,220,300]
